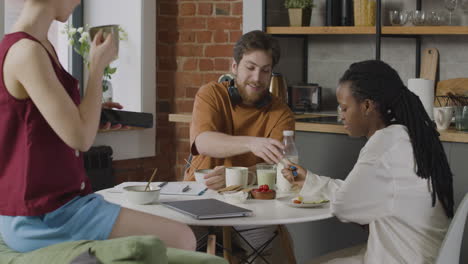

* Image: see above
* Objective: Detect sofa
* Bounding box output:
[0,235,228,264]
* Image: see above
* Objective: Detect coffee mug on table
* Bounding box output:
[225,167,248,187]
[433,106,453,130]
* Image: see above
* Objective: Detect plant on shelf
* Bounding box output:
[63,24,128,102]
[284,0,314,27]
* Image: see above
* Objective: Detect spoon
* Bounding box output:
[144,168,158,191]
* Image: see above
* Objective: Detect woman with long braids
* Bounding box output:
[282,60,454,263]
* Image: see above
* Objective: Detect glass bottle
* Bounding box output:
[276,130,299,192]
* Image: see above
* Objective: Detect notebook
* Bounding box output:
[162,198,253,220]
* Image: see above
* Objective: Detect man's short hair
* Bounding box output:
[233,30,281,68]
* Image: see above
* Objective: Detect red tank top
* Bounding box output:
[0,32,92,216]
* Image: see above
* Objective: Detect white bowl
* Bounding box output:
[194,169,213,186]
[223,191,248,204]
[123,185,160,205]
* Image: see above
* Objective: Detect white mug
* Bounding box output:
[434,106,454,130]
[225,167,248,187]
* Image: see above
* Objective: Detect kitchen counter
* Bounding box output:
[168,113,468,143]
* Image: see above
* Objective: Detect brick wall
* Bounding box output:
[113,0,243,183]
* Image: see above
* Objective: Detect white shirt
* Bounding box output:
[301,125,449,264]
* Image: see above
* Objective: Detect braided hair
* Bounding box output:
[339,60,454,218]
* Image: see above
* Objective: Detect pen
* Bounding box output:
[158,182,168,188]
[182,185,191,192]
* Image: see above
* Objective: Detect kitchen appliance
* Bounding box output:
[290,83,322,112]
[269,72,288,104]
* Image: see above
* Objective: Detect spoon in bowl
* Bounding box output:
[144,168,158,191]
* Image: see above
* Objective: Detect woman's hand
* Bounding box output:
[281,159,307,184]
[88,30,118,73]
[204,166,226,190]
[100,102,129,130]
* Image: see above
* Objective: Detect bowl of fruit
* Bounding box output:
[251,184,276,200]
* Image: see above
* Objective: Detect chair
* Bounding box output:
[435,193,468,264]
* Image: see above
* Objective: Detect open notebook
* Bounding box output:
[162,198,253,220]
[113,182,207,196]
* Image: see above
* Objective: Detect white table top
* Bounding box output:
[97,182,333,226]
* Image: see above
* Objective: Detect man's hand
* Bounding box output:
[100,102,128,130]
[204,166,226,190]
[248,137,284,164]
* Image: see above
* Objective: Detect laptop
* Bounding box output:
[162,198,253,220]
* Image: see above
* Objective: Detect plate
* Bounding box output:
[277,196,329,208]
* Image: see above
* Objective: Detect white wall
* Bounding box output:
[84,0,156,160]
[0,0,4,38]
[243,0,264,33]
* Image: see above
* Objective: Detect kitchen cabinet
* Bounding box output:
[262,0,468,79]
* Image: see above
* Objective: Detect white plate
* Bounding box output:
[277,196,329,208]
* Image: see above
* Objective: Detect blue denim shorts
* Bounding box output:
[0,193,121,252]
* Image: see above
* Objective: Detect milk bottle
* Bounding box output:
[276,130,299,192]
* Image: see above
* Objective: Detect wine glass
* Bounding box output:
[445,0,458,25]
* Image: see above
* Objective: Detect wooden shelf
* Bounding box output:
[266,26,468,35]
[383,26,468,35]
[267,26,375,35]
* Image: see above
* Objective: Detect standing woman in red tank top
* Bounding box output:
[0,0,195,254]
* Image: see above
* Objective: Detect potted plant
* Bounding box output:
[284,0,314,27]
[63,24,128,102]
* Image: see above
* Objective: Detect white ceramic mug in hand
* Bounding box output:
[434,106,454,130]
[225,167,248,187]
[194,169,213,186]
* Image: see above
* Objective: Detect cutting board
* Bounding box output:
[434,78,468,106]
[420,48,439,81]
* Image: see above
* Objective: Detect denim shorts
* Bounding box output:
[0,193,121,252]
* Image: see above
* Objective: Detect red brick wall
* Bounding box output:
[113,0,243,183]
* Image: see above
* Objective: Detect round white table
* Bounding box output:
[98,184,332,226]
[97,183,333,263]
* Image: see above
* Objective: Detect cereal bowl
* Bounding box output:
[223,191,248,204]
[123,185,160,205]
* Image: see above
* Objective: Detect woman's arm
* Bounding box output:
[5,31,116,151]
[331,158,393,225]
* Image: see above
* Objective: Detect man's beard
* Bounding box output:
[236,80,268,106]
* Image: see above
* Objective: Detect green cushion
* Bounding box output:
[0,236,228,264]
[0,236,167,264]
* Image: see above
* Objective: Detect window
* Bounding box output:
[85,0,156,160]
[1,0,156,160]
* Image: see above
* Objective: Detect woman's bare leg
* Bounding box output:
[109,207,196,251]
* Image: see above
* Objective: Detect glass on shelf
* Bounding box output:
[445,0,458,25]
[389,10,409,26]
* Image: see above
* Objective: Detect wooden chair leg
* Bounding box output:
[278,225,297,264]
[223,226,233,263]
[207,234,216,255]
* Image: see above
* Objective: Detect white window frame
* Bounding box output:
[85,0,156,160]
